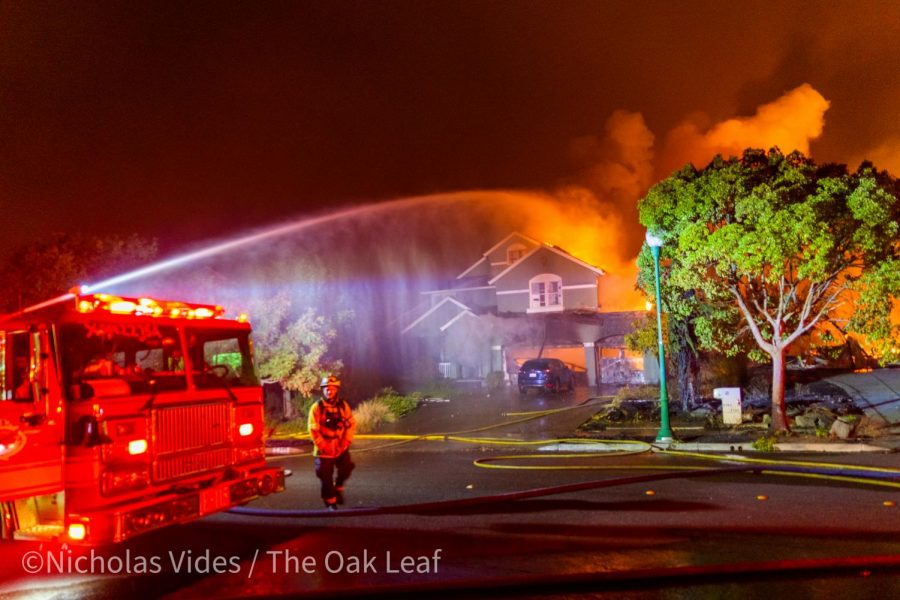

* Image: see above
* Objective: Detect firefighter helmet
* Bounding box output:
[320,375,341,389]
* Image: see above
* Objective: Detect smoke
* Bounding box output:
[571,110,656,205]
[517,83,834,311]
[499,187,647,312]
[659,83,830,178]
[854,137,900,178]
[89,84,835,388]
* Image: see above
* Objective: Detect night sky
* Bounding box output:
[2,1,899,261]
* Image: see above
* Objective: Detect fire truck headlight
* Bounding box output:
[238,423,254,437]
[128,439,148,455]
[68,523,87,541]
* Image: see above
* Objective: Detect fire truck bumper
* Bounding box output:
[67,465,286,545]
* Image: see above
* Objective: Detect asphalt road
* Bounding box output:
[2,387,899,599]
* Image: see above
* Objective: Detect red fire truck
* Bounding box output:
[0,293,285,545]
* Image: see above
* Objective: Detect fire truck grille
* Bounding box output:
[155,402,230,454]
[155,447,231,482]
[153,402,231,482]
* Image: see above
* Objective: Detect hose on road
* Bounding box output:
[247,395,900,519]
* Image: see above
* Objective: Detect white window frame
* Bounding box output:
[528,274,563,313]
[506,243,527,264]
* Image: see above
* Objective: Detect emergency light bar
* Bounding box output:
[75,294,226,320]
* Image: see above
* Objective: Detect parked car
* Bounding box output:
[517,358,575,394]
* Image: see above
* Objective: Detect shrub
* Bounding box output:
[371,387,421,418]
[354,399,397,433]
[613,385,660,402]
[265,415,309,437]
[265,395,318,437]
[413,379,457,399]
[352,388,422,433]
[292,396,317,420]
[752,435,778,452]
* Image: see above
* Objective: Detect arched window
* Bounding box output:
[507,243,527,264]
[529,274,563,311]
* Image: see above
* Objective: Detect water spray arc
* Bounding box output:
[83,195,472,292]
[12,193,486,315]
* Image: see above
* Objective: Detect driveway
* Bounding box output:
[374,384,619,442]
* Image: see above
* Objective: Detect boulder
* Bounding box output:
[853,415,885,438]
[812,412,836,429]
[793,414,818,429]
[829,418,855,440]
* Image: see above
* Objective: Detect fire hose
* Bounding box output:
[235,396,900,519]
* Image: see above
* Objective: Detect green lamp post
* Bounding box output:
[646,230,673,443]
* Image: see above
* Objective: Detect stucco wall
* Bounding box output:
[485,235,538,279]
[449,287,496,310]
[493,247,600,313]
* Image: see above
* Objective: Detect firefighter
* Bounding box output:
[308,375,356,510]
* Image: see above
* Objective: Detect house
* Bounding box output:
[402,232,653,386]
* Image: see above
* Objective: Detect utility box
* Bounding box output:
[714,387,743,425]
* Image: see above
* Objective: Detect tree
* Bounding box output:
[0,233,158,312]
[625,309,702,412]
[250,293,346,418]
[638,148,900,432]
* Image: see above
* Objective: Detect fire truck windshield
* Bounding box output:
[186,327,259,389]
[60,322,187,399]
[59,322,259,398]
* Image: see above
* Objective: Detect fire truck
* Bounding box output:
[0,293,285,545]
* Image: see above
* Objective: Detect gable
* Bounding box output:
[439,309,480,332]
[489,245,604,287]
[456,232,540,280]
[401,297,473,334]
[483,232,539,274]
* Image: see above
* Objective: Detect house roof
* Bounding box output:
[455,231,541,280]
[487,244,606,285]
[401,296,473,334]
[421,275,491,295]
[439,309,479,332]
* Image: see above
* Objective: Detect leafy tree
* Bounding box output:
[250,293,345,417]
[0,233,158,312]
[625,310,702,412]
[638,148,900,432]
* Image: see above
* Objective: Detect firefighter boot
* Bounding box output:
[335,486,345,505]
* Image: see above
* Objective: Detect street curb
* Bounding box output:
[266,438,896,454]
[666,442,892,454]
[539,441,892,454]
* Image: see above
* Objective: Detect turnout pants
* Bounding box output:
[315,450,355,504]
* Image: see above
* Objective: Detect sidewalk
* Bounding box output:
[667,440,895,453]
[569,421,900,454]
[265,386,900,455]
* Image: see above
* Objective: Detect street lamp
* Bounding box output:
[645,230,674,443]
